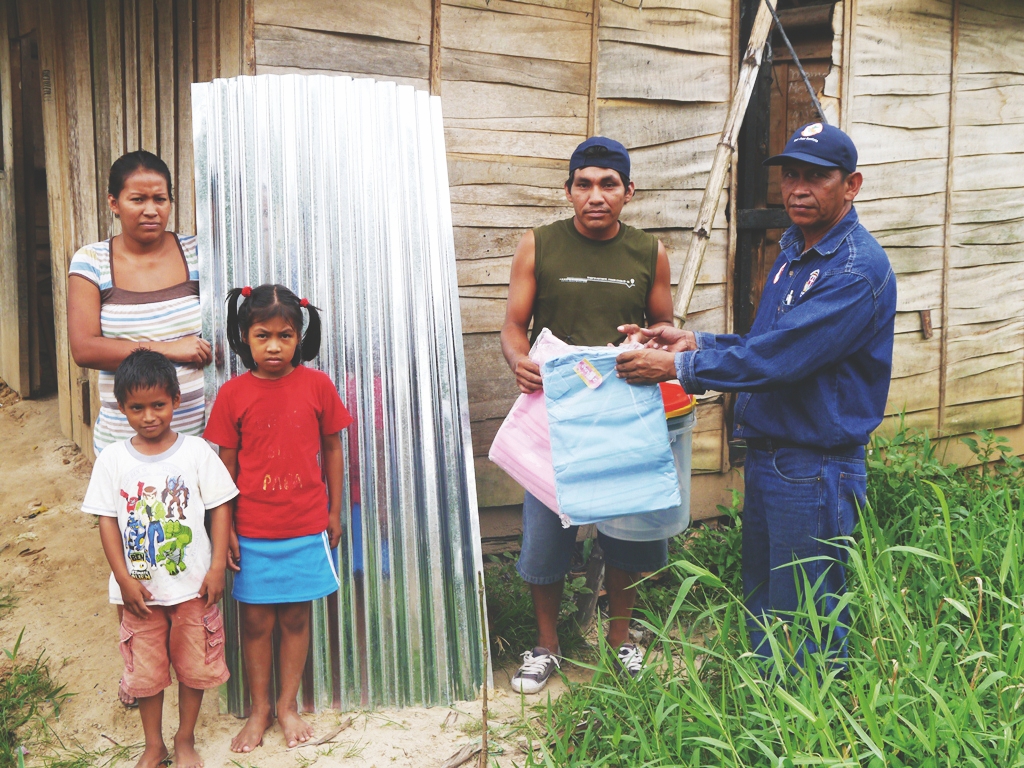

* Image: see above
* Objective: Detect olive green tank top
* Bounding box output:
[530,218,658,346]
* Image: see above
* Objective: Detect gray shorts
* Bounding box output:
[515,492,669,585]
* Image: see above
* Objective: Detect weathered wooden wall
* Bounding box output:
[594,0,735,476]
[0,3,27,395]
[847,0,1024,438]
[35,0,246,457]
[252,0,738,507]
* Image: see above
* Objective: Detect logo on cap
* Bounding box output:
[801,123,824,137]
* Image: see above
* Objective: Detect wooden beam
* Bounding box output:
[242,0,255,75]
[585,0,599,137]
[672,0,777,324]
[938,0,960,434]
[839,0,854,133]
[36,0,73,435]
[429,0,441,95]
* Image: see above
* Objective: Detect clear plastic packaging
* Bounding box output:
[596,410,695,541]
[541,347,681,525]
[487,330,570,514]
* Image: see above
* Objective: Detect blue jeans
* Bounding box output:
[517,492,668,584]
[742,445,866,663]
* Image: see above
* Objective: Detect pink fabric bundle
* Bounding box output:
[487,330,569,515]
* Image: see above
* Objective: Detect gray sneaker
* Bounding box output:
[511,647,561,694]
[616,643,645,679]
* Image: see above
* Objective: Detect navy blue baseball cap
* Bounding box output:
[569,136,630,181]
[763,122,858,174]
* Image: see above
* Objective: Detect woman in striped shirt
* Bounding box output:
[67,151,213,709]
[67,151,211,455]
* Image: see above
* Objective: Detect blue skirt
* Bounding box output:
[232,532,340,604]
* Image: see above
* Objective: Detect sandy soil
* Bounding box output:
[0,392,588,768]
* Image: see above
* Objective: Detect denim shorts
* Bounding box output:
[516,492,668,584]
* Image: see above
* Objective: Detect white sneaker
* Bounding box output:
[616,643,644,679]
[511,647,561,694]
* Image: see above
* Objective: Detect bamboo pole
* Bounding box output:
[673,0,778,325]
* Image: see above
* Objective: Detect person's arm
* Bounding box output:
[321,432,344,548]
[676,273,878,394]
[98,516,153,619]
[216,446,241,570]
[639,241,675,333]
[199,501,232,607]
[67,275,212,371]
[500,231,543,393]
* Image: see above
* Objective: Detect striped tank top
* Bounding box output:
[68,234,206,455]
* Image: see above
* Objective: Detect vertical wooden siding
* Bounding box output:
[849,0,1024,437]
[943,0,1024,433]
[36,0,245,457]
[847,0,952,434]
[251,0,737,505]
[594,0,734,473]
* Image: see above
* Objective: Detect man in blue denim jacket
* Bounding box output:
[616,123,896,666]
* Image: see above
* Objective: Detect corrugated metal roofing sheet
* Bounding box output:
[192,74,487,711]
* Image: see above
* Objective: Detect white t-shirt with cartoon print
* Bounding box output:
[82,434,238,606]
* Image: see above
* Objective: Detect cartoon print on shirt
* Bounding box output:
[157,519,193,575]
[120,478,195,577]
[119,481,152,580]
[162,475,190,520]
[134,485,168,566]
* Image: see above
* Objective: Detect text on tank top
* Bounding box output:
[530,218,658,347]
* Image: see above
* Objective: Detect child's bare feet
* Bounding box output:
[278,707,314,748]
[134,743,169,768]
[230,707,272,753]
[172,732,204,768]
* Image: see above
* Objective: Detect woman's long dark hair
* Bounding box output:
[225,284,322,371]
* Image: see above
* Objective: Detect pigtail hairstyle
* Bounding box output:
[299,297,322,363]
[224,284,321,371]
[225,287,254,369]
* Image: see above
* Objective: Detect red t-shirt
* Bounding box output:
[204,365,352,539]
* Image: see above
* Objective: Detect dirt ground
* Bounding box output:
[0,392,589,768]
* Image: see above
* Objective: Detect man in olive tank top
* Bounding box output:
[500,137,675,693]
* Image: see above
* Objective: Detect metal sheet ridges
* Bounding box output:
[192,74,487,711]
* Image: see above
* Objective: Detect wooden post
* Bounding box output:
[672,0,777,325]
[429,0,441,96]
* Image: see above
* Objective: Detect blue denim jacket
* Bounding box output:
[676,207,896,450]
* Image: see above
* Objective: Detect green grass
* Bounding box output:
[485,549,591,664]
[0,629,73,768]
[516,425,1024,767]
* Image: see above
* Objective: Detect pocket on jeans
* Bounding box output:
[119,624,135,673]
[771,448,823,484]
[837,471,868,536]
[202,608,226,665]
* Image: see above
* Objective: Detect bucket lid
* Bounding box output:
[659,381,695,418]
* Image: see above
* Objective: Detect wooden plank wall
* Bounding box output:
[251,0,737,506]
[36,0,245,457]
[594,0,734,473]
[0,2,27,395]
[943,0,1024,433]
[847,0,952,435]
[849,0,1024,438]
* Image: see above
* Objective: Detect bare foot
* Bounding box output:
[278,707,314,748]
[119,678,139,708]
[172,732,204,768]
[134,743,169,768]
[230,708,272,753]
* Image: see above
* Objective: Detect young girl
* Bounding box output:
[204,284,351,753]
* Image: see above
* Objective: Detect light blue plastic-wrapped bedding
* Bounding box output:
[541,348,682,525]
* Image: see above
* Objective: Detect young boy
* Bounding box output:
[83,349,238,768]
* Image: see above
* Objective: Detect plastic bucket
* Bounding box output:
[596,409,695,542]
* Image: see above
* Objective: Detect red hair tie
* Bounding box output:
[241,286,252,297]
[300,298,309,308]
